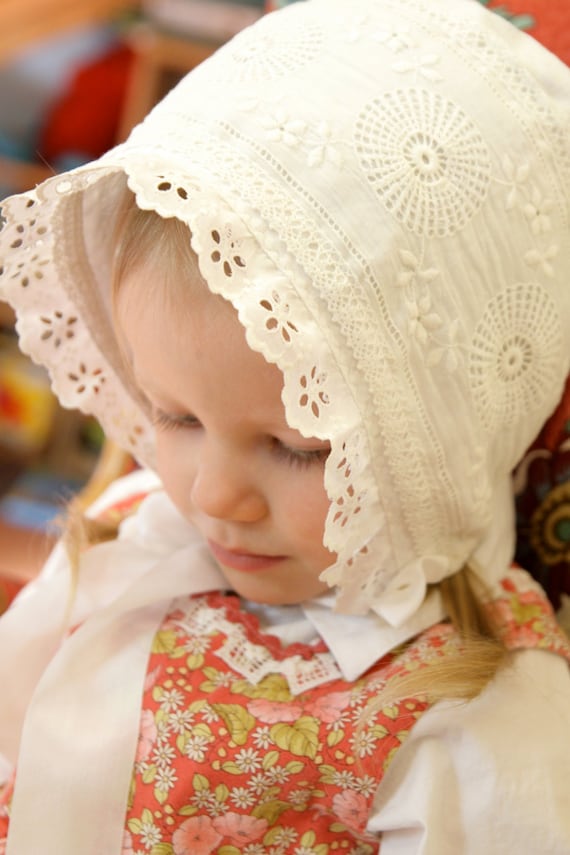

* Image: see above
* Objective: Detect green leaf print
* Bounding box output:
[262,750,280,769]
[142,765,157,784]
[152,629,184,656]
[214,782,229,803]
[220,761,243,775]
[193,773,210,792]
[154,784,169,805]
[231,673,292,701]
[271,717,320,759]
[150,844,175,855]
[253,799,291,824]
[211,703,256,745]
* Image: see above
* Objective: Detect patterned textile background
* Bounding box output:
[482,0,570,65]
[514,379,570,611]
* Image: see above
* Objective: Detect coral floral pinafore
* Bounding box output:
[1,573,569,855]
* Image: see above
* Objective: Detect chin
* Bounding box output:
[220,569,328,607]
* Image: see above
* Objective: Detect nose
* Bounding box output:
[190,442,268,523]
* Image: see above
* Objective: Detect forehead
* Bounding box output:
[116,266,289,424]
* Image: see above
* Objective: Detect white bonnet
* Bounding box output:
[1,0,569,621]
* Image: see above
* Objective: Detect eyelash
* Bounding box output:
[271,440,330,469]
[151,409,199,432]
[151,409,329,468]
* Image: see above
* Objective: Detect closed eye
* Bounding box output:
[151,408,201,433]
[271,438,330,468]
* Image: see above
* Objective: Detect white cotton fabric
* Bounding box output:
[369,649,570,853]
[0,0,569,621]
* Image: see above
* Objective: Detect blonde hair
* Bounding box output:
[68,193,510,704]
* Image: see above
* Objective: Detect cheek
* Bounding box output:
[154,434,197,511]
[282,469,332,550]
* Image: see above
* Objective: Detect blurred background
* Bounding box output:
[0,0,568,614]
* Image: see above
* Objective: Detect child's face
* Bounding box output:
[117,271,335,606]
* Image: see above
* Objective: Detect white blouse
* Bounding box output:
[1,470,569,854]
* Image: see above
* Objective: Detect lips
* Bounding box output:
[207,539,287,573]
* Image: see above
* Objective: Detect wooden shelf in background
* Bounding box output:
[0,0,138,65]
[117,24,219,139]
[0,302,16,330]
[0,156,54,194]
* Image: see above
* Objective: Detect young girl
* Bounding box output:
[1,0,570,852]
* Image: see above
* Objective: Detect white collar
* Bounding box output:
[301,589,445,682]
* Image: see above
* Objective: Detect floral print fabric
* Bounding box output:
[124,577,568,855]
[122,591,439,855]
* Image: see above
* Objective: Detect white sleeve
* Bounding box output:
[366,648,570,854]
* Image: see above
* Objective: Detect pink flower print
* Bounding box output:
[500,577,517,594]
[212,812,268,845]
[305,691,352,723]
[490,596,545,646]
[172,816,223,855]
[332,790,369,830]
[135,710,158,763]
[247,698,303,723]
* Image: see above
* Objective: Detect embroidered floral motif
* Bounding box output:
[305,121,343,169]
[524,244,559,278]
[373,26,415,52]
[355,88,491,236]
[395,248,461,370]
[396,249,439,290]
[469,283,562,434]
[0,250,50,291]
[344,12,416,51]
[501,154,530,211]
[523,188,554,236]
[257,291,299,343]
[406,294,442,344]
[218,14,322,82]
[259,109,343,169]
[497,157,558,278]
[392,53,443,81]
[67,362,106,396]
[0,196,50,295]
[298,367,330,419]
[330,484,366,531]
[209,228,248,278]
[38,311,78,348]
[262,109,307,147]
